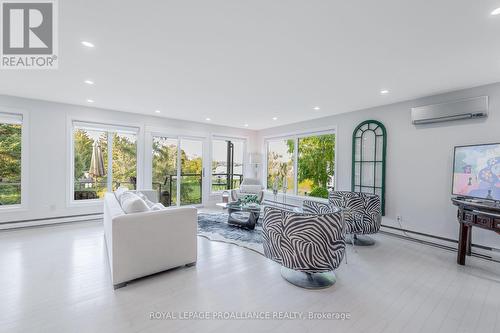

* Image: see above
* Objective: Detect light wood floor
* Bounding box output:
[1,221,500,333]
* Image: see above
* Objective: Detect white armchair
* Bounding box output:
[230,178,264,203]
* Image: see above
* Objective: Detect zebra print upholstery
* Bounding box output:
[262,206,345,274]
[329,191,381,235]
[302,200,336,214]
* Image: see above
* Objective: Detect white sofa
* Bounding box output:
[103,190,197,289]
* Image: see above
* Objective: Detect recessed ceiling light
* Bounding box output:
[81,41,95,48]
[380,89,389,95]
[272,117,278,120]
[84,80,94,85]
[244,124,249,127]
[491,8,500,15]
[86,99,94,103]
[205,117,211,121]
[313,106,321,111]
[155,110,161,113]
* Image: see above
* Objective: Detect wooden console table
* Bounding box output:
[452,198,500,265]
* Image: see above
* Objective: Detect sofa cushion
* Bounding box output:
[120,192,150,214]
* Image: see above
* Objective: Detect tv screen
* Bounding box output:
[452,143,500,201]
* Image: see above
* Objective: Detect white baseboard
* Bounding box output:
[0,214,103,230]
[380,225,500,261]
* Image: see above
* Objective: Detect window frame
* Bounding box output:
[68,120,141,206]
[209,135,247,194]
[263,128,337,198]
[0,109,29,211]
[149,131,207,207]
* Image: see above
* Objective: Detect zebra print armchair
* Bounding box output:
[261,203,345,289]
[329,191,382,246]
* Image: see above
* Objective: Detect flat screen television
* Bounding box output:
[452,143,500,201]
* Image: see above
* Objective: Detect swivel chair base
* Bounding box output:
[346,234,375,246]
[280,266,336,289]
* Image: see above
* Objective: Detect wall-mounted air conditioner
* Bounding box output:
[411,96,488,125]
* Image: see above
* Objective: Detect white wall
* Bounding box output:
[257,83,500,249]
[2,83,500,249]
[0,95,258,223]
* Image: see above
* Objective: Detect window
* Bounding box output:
[180,139,203,205]
[267,139,295,194]
[152,137,178,206]
[297,133,335,197]
[72,122,138,201]
[211,138,245,192]
[266,131,335,198]
[112,132,137,191]
[152,136,204,207]
[0,113,23,206]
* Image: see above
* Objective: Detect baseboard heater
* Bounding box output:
[0,213,103,230]
[380,224,500,264]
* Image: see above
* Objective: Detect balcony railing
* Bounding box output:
[153,173,203,207]
[152,173,243,207]
[73,172,243,206]
[73,180,137,200]
[211,173,243,192]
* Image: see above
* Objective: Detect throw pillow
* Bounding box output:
[114,186,130,201]
[120,192,150,214]
[240,194,259,204]
[135,192,156,208]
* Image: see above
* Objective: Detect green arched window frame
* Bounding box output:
[351,120,387,215]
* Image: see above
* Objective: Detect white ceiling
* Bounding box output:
[1,0,500,130]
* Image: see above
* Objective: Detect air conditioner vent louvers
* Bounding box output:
[411,96,488,125]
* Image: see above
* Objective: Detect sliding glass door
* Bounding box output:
[152,136,178,206]
[180,139,203,205]
[72,122,138,201]
[152,135,204,207]
[211,138,245,192]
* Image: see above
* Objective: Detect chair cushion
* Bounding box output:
[120,192,150,214]
[241,178,261,186]
[240,184,262,194]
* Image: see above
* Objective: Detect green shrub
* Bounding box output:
[309,187,329,199]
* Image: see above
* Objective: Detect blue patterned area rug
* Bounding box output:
[197,212,264,255]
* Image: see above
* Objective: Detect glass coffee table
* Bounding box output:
[216,202,261,230]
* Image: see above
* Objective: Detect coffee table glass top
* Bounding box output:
[217,202,261,212]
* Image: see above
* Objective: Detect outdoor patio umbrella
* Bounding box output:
[89,141,106,178]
